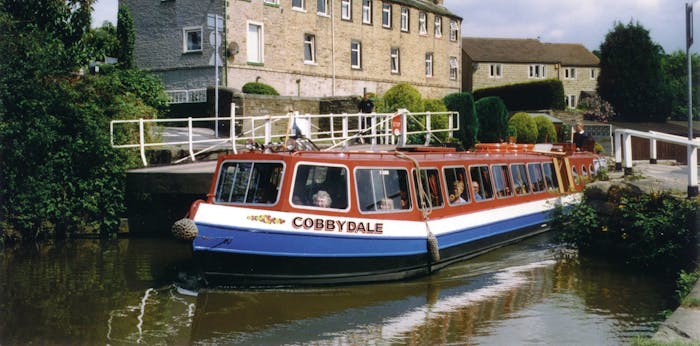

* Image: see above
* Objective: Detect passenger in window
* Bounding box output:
[472,181,483,201]
[313,190,332,208]
[378,198,395,210]
[399,189,410,209]
[449,181,466,205]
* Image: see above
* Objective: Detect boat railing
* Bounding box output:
[109,104,460,166]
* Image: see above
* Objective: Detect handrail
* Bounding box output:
[110,104,460,166]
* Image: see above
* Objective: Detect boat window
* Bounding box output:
[356,168,411,212]
[511,164,530,195]
[414,168,443,209]
[572,166,579,185]
[581,165,588,180]
[214,161,284,205]
[528,163,546,193]
[444,166,469,205]
[469,165,494,200]
[589,164,595,176]
[492,164,513,198]
[543,162,559,192]
[291,164,348,209]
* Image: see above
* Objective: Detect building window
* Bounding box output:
[400,7,409,32]
[566,95,577,108]
[247,22,263,63]
[317,0,329,15]
[529,64,546,78]
[292,0,305,10]
[341,0,351,20]
[449,20,458,41]
[304,33,315,63]
[351,40,362,69]
[183,26,203,53]
[434,16,442,37]
[449,56,458,80]
[590,68,597,80]
[418,11,427,34]
[382,3,391,28]
[362,0,372,24]
[425,52,433,77]
[391,47,400,74]
[264,0,279,5]
[564,67,576,79]
[489,64,502,78]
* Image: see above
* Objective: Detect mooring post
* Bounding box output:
[614,131,623,171]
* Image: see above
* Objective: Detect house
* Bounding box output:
[120,0,462,100]
[461,37,599,108]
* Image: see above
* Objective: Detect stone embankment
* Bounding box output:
[592,160,700,344]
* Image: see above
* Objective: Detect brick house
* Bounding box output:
[461,37,599,108]
[121,0,462,100]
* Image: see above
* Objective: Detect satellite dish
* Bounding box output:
[227,42,239,57]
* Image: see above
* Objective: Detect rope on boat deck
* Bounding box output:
[394,152,440,263]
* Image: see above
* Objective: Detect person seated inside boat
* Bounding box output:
[449,181,467,205]
[399,189,409,209]
[378,197,395,210]
[312,190,332,208]
[472,181,483,201]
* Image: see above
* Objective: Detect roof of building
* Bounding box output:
[462,37,599,66]
[393,0,462,19]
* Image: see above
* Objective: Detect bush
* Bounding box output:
[422,99,449,143]
[533,115,557,143]
[474,79,566,111]
[475,96,508,143]
[383,82,424,112]
[579,95,615,123]
[443,92,478,149]
[508,112,538,143]
[242,82,279,95]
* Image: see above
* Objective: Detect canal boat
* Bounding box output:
[173,140,604,287]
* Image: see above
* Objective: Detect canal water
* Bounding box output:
[0,232,677,345]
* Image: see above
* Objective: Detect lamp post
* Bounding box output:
[687,2,698,197]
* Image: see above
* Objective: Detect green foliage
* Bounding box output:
[382,82,424,112]
[474,79,565,111]
[552,191,697,273]
[116,4,135,69]
[422,99,449,142]
[676,270,700,303]
[475,96,508,143]
[597,21,672,122]
[443,92,478,149]
[533,115,556,143]
[508,112,538,143]
[662,50,700,120]
[86,22,118,61]
[0,2,166,241]
[242,82,280,95]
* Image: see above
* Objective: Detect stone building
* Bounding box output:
[462,38,600,108]
[121,0,462,100]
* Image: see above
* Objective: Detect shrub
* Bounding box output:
[383,82,424,112]
[443,92,478,149]
[508,112,538,143]
[533,115,557,143]
[474,96,508,143]
[578,95,615,123]
[242,82,279,95]
[422,99,449,143]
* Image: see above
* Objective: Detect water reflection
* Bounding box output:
[0,234,677,345]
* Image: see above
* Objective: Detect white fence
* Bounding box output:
[110,105,460,166]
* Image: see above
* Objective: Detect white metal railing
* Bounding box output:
[166,88,207,104]
[614,128,700,196]
[110,104,460,166]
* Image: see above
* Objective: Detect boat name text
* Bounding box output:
[291,217,383,234]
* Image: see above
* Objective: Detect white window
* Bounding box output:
[341,0,351,20]
[529,64,546,78]
[489,64,502,78]
[382,3,391,28]
[292,0,305,10]
[449,20,459,41]
[590,68,597,80]
[391,47,400,73]
[449,56,458,80]
[434,16,442,37]
[425,52,433,77]
[317,0,329,16]
[183,26,203,53]
[566,95,577,108]
[362,0,372,24]
[400,7,409,32]
[247,22,263,63]
[564,67,576,79]
[351,40,362,69]
[304,33,315,63]
[418,11,427,34]
[264,0,279,5]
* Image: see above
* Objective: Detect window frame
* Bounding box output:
[542,162,559,192]
[527,162,546,194]
[449,19,459,41]
[214,160,285,206]
[290,162,350,210]
[590,68,597,80]
[491,164,514,198]
[528,64,546,78]
[183,26,203,53]
[566,94,577,108]
[382,3,391,28]
[351,40,362,69]
[390,47,400,74]
[292,0,305,11]
[449,56,458,80]
[434,15,442,38]
[510,163,531,195]
[341,0,351,20]
[362,0,372,24]
[418,11,427,35]
[400,7,409,32]
[469,165,494,201]
[317,0,329,16]
[246,21,264,63]
[489,63,502,78]
[425,52,433,77]
[443,165,470,206]
[564,67,576,80]
[355,167,412,213]
[414,168,444,210]
[303,33,316,64]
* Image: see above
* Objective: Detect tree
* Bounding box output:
[443,92,478,149]
[661,50,700,120]
[116,4,135,69]
[597,21,671,122]
[87,22,118,61]
[508,112,538,144]
[474,96,508,143]
[533,115,557,143]
[382,82,424,112]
